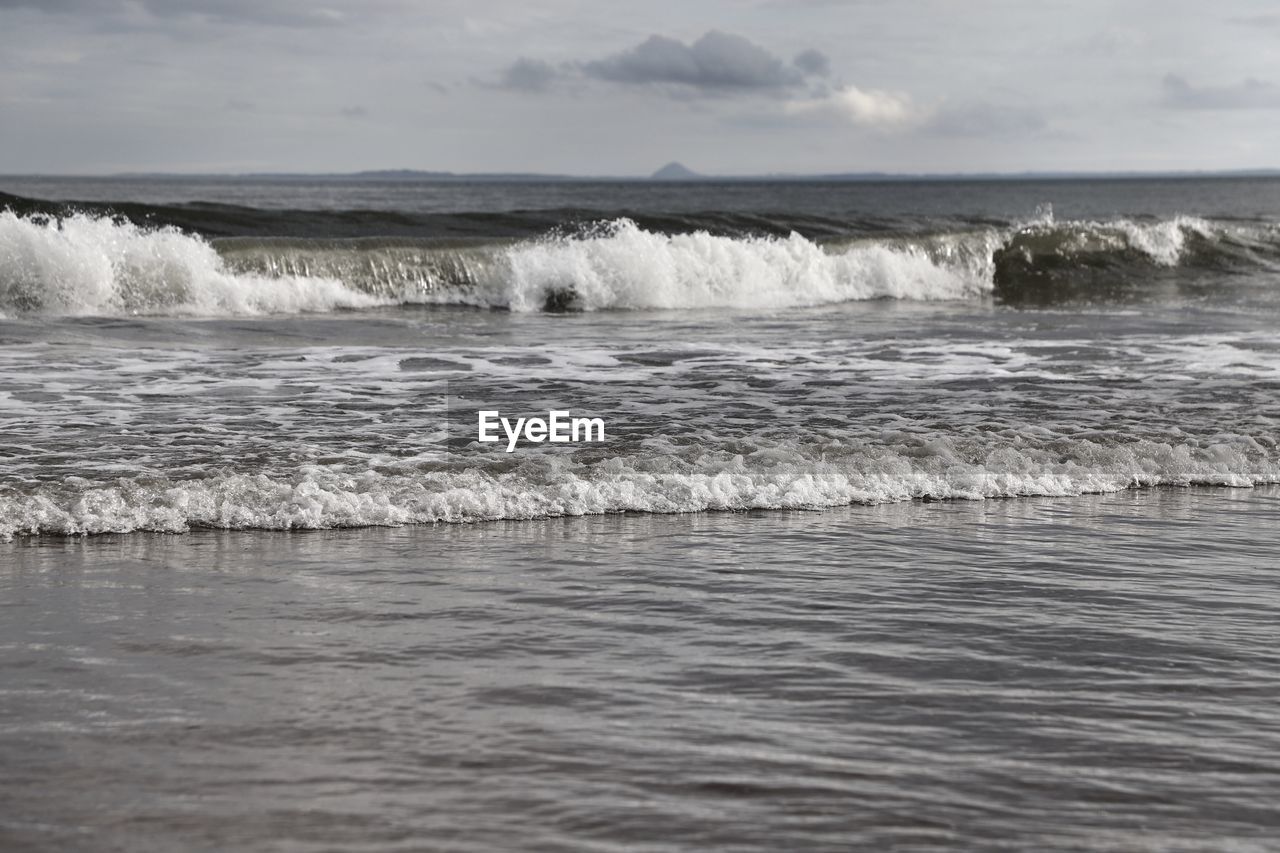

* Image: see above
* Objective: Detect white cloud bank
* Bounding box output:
[784,84,922,128]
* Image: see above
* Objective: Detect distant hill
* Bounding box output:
[650,162,702,181]
[51,166,1280,184]
[349,169,570,181]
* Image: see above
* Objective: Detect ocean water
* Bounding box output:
[2,176,1279,850]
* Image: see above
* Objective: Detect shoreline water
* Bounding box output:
[4,176,1280,850]
[3,480,1280,543]
[4,486,1279,851]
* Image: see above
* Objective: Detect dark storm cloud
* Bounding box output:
[498,57,560,92]
[1162,73,1280,109]
[581,31,817,91]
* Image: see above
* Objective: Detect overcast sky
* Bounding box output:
[2,0,1279,175]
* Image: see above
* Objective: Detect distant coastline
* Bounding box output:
[5,166,1280,183]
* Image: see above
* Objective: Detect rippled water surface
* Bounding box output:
[3,176,1280,849]
[3,489,1279,852]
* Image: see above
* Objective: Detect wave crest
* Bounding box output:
[2,206,1277,317]
[0,211,385,316]
[494,220,996,310]
[3,435,1276,539]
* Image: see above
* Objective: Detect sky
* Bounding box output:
[2,0,1280,176]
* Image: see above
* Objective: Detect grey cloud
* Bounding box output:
[1228,14,1280,30]
[1163,73,1280,109]
[581,31,814,91]
[0,0,387,27]
[1077,29,1146,57]
[340,105,369,119]
[499,57,559,92]
[792,48,830,77]
[142,2,345,27]
[758,0,894,7]
[5,0,1276,176]
[925,103,1047,137]
[0,0,83,9]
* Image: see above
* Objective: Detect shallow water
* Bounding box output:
[3,295,1278,539]
[3,176,1280,849]
[3,487,1279,852]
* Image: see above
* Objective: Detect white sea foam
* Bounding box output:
[490,220,996,310]
[1012,206,1218,267]
[0,210,1270,317]
[3,436,1276,540]
[0,211,385,316]
[1118,216,1214,266]
[0,211,997,316]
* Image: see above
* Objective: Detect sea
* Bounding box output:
[1,175,1278,851]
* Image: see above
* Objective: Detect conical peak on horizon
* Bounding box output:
[650,162,702,180]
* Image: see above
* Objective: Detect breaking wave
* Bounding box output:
[2,435,1277,540]
[992,209,1280,303]
[474,221,996,310]
[2,204,1278,317]
[0,210,386,316]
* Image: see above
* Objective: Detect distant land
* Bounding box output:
[11,163,1280,182]
[650,162,704,180]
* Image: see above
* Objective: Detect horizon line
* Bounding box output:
[4,166,1280,182]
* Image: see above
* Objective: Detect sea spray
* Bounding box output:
[2,208,1277,316]
[0,210,384,316]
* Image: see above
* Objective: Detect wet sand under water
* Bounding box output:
[3,486,1279,852]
